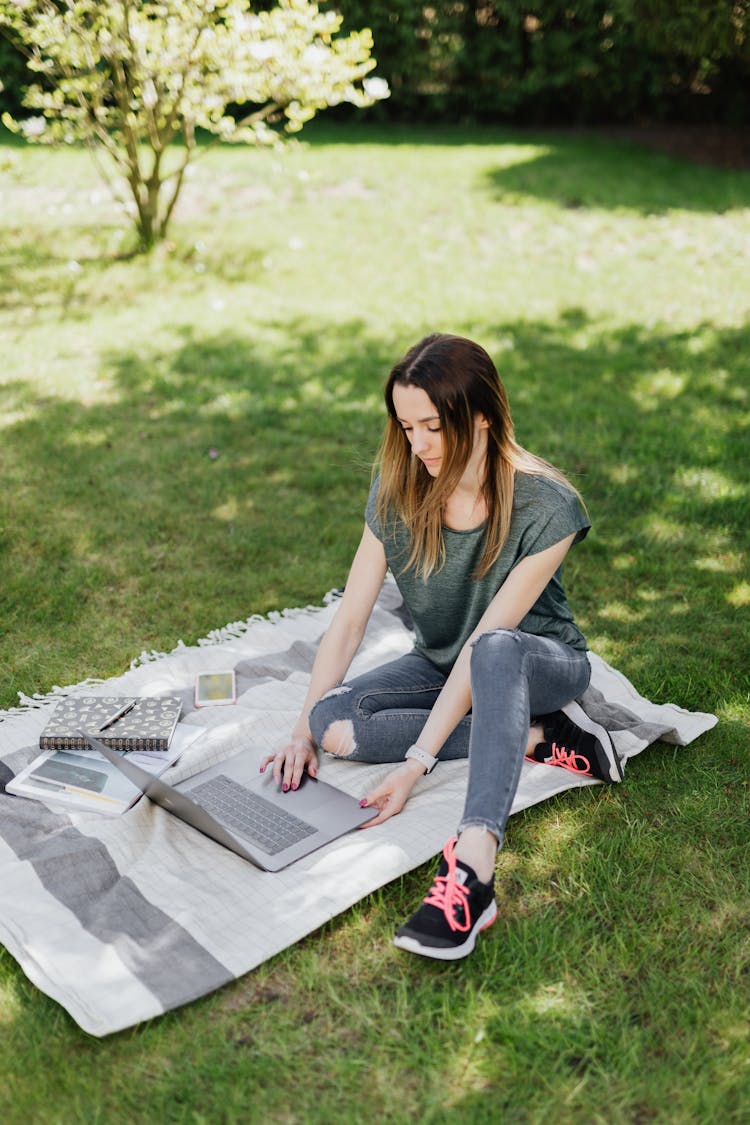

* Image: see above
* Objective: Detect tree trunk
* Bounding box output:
[132,187,157,250]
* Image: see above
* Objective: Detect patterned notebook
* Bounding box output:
[39,695,182,752]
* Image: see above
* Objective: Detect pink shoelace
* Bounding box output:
[422,836,471,933]
[542,741,591,775]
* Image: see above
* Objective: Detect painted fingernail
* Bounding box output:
[282,784,289,792]
[259,766,265,773]
[291,783,298,791]
[358,798,367,807]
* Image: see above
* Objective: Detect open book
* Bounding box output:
[7,724,204,816]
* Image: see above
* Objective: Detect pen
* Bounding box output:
[98,699,137,732]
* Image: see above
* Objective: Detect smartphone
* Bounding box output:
[194,671,237,708]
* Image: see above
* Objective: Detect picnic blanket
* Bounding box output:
[0,579,717,1037]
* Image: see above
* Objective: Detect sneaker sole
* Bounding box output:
[392,901,498,961]
[562,699,623,782]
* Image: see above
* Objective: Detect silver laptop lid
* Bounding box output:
[79,731,376,870]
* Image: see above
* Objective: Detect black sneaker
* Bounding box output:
[393,836,497,961]
[526,700,623,783]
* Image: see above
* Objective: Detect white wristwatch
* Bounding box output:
[405,744,437,774]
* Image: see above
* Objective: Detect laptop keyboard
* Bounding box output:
[188,774,318,855]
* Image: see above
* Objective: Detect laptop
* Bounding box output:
[80,731,377,871]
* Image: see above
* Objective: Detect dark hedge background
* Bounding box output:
[1,1,749,125]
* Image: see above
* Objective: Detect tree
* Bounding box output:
[616,0,749,89]
[0,0,389,250]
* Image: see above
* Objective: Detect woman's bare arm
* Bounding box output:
[261,523,387,786]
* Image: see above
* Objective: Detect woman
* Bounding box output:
[261,333,620,961]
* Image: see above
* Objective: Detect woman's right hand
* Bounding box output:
[259,735,318,792]
[358,760,424,828]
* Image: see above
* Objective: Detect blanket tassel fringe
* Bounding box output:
[0,593,342,723]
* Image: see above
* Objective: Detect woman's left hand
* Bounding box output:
[359,760,425,828]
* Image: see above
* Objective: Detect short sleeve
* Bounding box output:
[365,475,382,540]
[516,477,590,558]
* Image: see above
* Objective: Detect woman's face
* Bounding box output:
[392,384,444,475]
[392,383,489,478]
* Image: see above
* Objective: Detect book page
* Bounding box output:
[7,725,204,816]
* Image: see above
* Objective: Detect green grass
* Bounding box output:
[1,121,748,1123]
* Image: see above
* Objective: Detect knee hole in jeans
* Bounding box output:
[319,718,357,759]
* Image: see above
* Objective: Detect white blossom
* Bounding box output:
[21,115,46,137]
[249,41,275,61]
[142,79,158,109]
[363,76,390,101]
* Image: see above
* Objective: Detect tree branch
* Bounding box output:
[186,102,285,167]
[159,118,195,236]
[157,15,210,149]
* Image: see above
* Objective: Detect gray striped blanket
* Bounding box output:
[0,580,717,1036]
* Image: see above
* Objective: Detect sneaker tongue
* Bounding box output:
[454,861,477,885]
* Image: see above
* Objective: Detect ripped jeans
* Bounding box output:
[308,630,591,847]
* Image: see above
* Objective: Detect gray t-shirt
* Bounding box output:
[365,472,590,674]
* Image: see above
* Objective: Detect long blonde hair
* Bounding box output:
[375,333,583,579]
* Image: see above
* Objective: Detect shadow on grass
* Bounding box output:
[0,233,268,319]
[480,135,750,214]
[0,239,118,315]
[1,308,748,716]
[0,310,746,720]
[0,318,399,703]
[302,121,750,214]
[498,311,749,711]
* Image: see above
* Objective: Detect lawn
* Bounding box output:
[1,121,748,1123]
